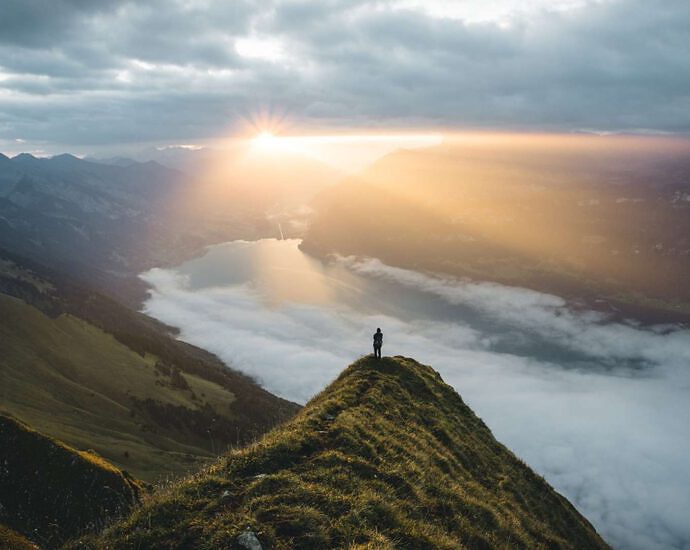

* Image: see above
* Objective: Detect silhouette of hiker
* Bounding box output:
[373,328,383,359]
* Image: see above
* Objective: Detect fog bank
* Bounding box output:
[141,241,690,550]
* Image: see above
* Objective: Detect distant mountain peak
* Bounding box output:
[51,153,81,162]
[135,159,167,169]
[86,156,139,167]
[11,153,38,162]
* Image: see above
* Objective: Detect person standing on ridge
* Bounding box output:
[373,328,383,359]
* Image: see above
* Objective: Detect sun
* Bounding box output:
[252,131,279,151]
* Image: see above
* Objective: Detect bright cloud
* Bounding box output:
[235,36,288,62]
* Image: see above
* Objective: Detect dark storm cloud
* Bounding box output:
[0,0,122,48]
[1,0,690,151]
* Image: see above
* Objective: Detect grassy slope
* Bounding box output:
[0,293,230,480]
[0,252,299,482]
[0,291,301,482]
[0,415,142,549]
[75,356,609,550]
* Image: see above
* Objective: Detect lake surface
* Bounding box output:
[142,238,690,550]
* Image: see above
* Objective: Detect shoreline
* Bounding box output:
[139,236,690,332]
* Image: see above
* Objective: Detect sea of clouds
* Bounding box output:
[141,250,690,550]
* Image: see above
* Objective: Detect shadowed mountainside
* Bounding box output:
[72,356,609,549]
[0,415,142,549]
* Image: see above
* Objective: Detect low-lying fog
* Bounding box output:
[141,239,690,550]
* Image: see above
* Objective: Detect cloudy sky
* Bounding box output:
[2,0,690,156]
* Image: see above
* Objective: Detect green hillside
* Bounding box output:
[74,356,609,549]
[0,415,142,549]
[0,252,299,482]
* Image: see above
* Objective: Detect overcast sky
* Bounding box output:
[1,0,690,155]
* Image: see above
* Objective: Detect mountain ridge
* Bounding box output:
[74,356,609,549]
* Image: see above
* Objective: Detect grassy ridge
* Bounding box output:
[0,415,142,549]
[75,356,609,549]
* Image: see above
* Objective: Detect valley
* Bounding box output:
[0,150,334,306]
